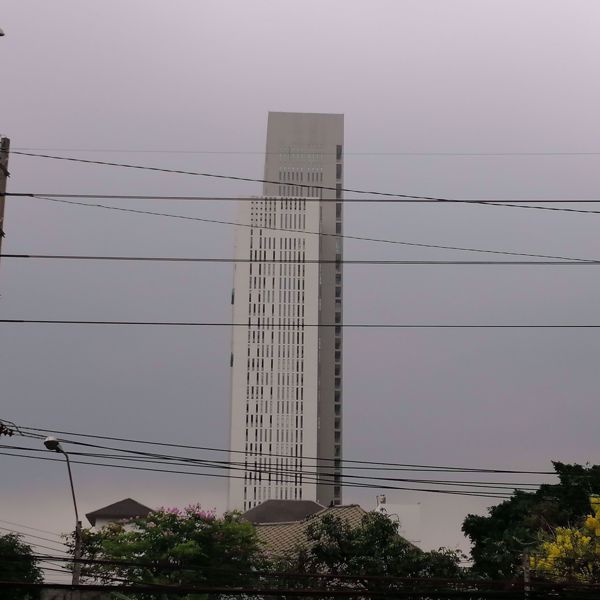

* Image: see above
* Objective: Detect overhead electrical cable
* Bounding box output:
[10,152,600,215]
[13,423,556,474]
[0,442,514,498]
[3,253,600,266]
[0,579,552,598]
[30,195,593,262]
[2,426,537,475]
[0,450,513,499]
[0,443,540,492]
[3,320,600,328]
[0,535,69,556]
[15,145,600,156]
[3,151,564,202]
[0,519,62,538]
[0,441,529,492]
[10,191,600,204]
[0,526,67,549]
[0,553,532,587]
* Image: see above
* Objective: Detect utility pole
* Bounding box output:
[0,136,9,258]
[522,548,531,599]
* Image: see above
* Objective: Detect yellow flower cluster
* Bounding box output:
[532,497,600,581]
[584,515,600,537]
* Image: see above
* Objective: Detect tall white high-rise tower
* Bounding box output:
[229,112,343,510]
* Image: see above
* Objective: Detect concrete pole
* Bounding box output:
[0,137,9,258]
[522,549,531,599]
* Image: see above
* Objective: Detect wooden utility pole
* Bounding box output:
[0,136,9,257]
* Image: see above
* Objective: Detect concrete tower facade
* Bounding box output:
[228,112,343,510]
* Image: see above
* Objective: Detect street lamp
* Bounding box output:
[43,436,82,586]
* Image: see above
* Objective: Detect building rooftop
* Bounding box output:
[242,499,324,524]
[85,498,152,527]
[255,504,367,556]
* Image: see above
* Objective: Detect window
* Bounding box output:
[336,202,342,218]
[336,164,342,180]
[336,184,342,200]
[336,145,343,160]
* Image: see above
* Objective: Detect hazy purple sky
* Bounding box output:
[2,0,600,558]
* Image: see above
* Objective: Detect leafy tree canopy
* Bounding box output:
[0,533,43,600]
[277,511,464,594]
[462,462,600,578]
[74,504,265,598]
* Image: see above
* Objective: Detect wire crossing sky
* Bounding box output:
[3,0,600,556]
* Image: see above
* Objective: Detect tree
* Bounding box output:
[462,462,600,578]
[74,504,265,598]
[277,512,464,595]
[532,495,600,583]
[0,533,43,600]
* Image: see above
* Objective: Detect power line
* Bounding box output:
[3,574,594,599]
[4,428,535,476]
[5,439,528,493]
[0,534,69,556]
[0,443,540,492]
[11,152,600,215]
[10,191,600,204]
[0,553,517,587]
[3,253,600,266]
[14,423,555,475]
[0,519,62,538]
[3,319,600,328]
[27,196,600,262]
[0,580,547,598]
[0,526,67,549]
[10,151,492,202]
[15,146,600,156]
[0,450,513,499]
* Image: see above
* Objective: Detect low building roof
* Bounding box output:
[86,498,152,527]
[256,504,367,556]
[242,499,324,524]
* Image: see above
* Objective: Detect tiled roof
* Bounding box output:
[242,500,324,524]
[85,498,152,527]
[256,504,367,556]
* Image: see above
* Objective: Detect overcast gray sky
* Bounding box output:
[2,0,600,557]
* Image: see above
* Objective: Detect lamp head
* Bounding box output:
[44,436,64,453]
[0,28,5,37]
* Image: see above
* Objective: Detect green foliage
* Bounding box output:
[74,504,265,599]
[0,533,43,600]
[532,496,600,583]
[462,462,600,578]
[277,511,464,594]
